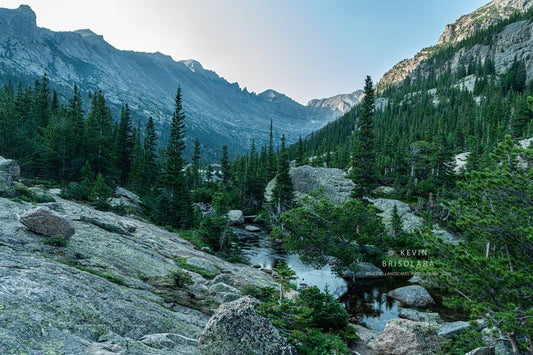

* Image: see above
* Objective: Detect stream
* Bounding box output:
[236,227,463,332]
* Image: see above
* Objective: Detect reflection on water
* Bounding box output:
[238,229,348,298]
[341,278,409,331]
[236,228,460,332]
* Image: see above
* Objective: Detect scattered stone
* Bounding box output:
[387,285,435,307]
[244,224,261,232]
[201,246,213,253]
[107,187,142,212]
[0,156,20,195]
[115,187,141,204]
[198,297,296,354]
[343,262,384,281]
[20,205,75,238]
[350,324,379,350]
[252,264,261,269]
[399,308,441,323]
[227,210,244,225]
[375,318,437,355]
[374,186,396,196]
[261,268,273,274]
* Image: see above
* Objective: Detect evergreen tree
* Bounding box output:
[221,145,230,185]
[84,91,115,178]
[272,134,294,215]
[391,204,403,237]
[296,135,304,166]
[161,86,192,229]
[115,103,134,185]
[266,119,276,180]
[351,76,377,198]
[142,116,158,190]
[190,138,202,189]
[129,122,144,193]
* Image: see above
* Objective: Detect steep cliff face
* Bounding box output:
[307,90,365,118]
[0,5,344,160]
[377,0,532,90]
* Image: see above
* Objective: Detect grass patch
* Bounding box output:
[56,258,127,286]
[43,234,69,247]
[174,256,219,279]
[176,229,210,249]
[167,269,194,287]
[8,185,56,203]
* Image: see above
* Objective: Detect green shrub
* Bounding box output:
[43,234,69,247]
[198,214,235,253]
[168,269,194,287]
[174,257,219,279]
[438,328,484,355]
[241,284,276,301]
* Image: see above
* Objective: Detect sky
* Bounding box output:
[1,0,488,104]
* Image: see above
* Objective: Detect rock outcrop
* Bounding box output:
[0,156,20,196]
[20,205,75,238]
[375,318,438,355]
[198,297,296,355]
[0,184,276,353]
[343,262,384,280]
[387,285,435,307]
[265,165,354,205]
[227,210,245,225]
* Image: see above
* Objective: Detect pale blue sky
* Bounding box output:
[2,0,488,103]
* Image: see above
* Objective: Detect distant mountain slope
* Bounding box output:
[378,0,533,90]
[307,90,364,118]
[0,5,353,160]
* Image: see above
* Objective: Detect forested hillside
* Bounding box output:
[292,8,533,199]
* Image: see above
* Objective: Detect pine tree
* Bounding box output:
[84,91,115,178]
[221,145,230,185]
[115,103,134,185]
[296,135,304,166]
[391,204,403,237]
[266,119,276,180]
[191,138,202,189]
[351,76,377,198]
[129,123,144,193]
[272,134,294,215]
[161,86,192,228]
[142,116,158,190]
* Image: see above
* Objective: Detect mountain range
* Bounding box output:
[0,5,362,160]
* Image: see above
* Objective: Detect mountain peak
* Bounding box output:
[437,0,532,45]
[181,59,204,72]
[0,4,37,32]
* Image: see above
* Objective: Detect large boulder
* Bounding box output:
[399,308,441,323]
[343,262,385,280]
[387,285,435,307]
[107,187,142,212]
[198,296,296,354]
[375,318,438,355]
[20,206,75,238]
[265,165,354,205]
[0,156,20,195]
[227,210,244,225]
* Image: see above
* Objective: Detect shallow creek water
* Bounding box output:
[236,227,463,331]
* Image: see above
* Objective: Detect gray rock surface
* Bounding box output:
[399,308,441,323]
[375,318,437,355]
[198,297,296,355]
[209,283,241,295]
[108,187,142,212]
[0,156,20,195]
[266,165,354,205]
[387,285,435,307]
[465,346,495,355]
[186,257,220,275]
[343,262,385,280]
[244,224,261,232]
[211,274,234,286]
[227,210,244,225]
[20,205,75,238]
[0,190,276,353]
